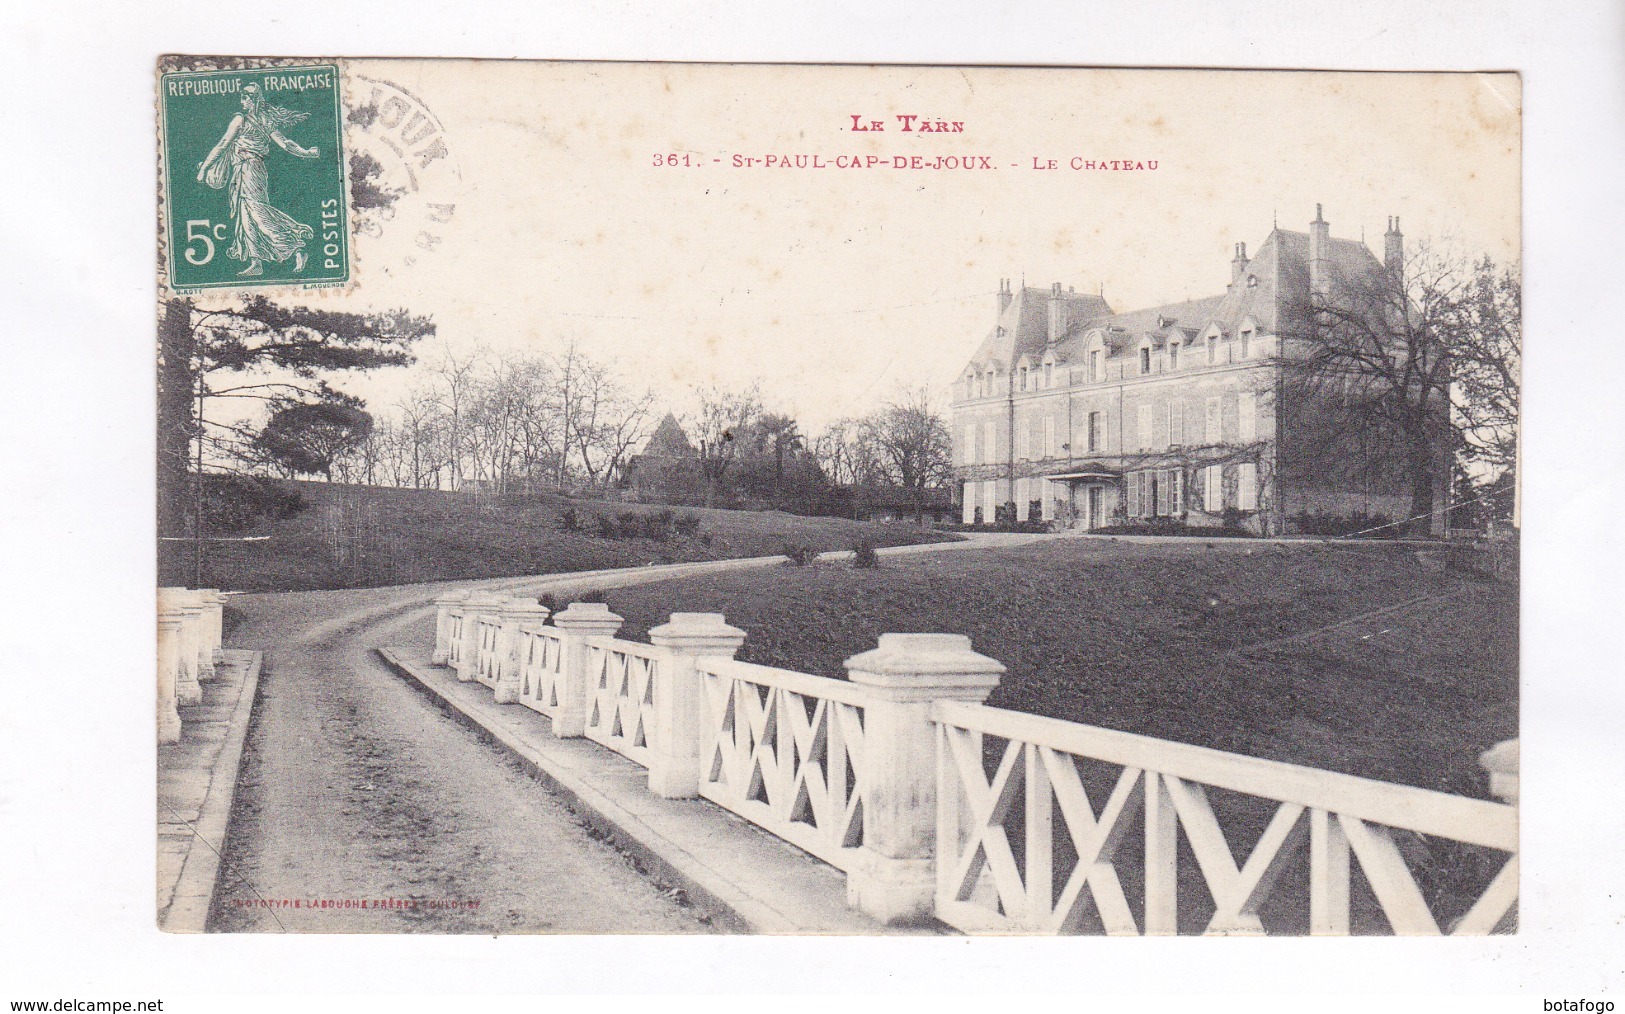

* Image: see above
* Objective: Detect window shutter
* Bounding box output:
[1205,465,1223,511]
[1238,463,1258,510]
[1239,392,1257,443]
[1156,471,1170,515]
[983,421,996,464]
[963,424,976,464]
[1206,397,1221,443]
[1138,405,1152,449]
[1127,471,1141,517]
[1171,469,1184,513]
[1043,417,1056,458]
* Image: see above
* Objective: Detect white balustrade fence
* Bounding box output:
[583,638,664,765]
[425,590,1519,934]
[931,702,1518,936]
[696,657,869,872]
[517,626,567,716]
[154,587,227,744]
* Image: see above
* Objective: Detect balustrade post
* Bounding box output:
[646,612,746,799]
[156,614,183,744]
[158,592,203,707]
[843,633,1004,925]
[492,600,551,704]
[195,589,225,665]
[551,602,624,738]
[1479,739,1519,805]
[432,590,468,665]
[455,592,504,682]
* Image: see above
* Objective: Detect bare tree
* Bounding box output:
[689,383,763,507]
[1450,256,1521,479]
[858,386,954,524]
[570,360,657,491]
[1280,239,1467,535]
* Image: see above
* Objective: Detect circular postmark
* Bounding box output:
[343,75,463,275]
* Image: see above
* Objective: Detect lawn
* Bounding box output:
[163,481,959,592]
[588,538,1517,932]
[590,538,1516,796]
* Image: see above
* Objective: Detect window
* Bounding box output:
[1016,417,1030,459]
[962,424,976,464]
[1019,365,1029,391]
[1237,463,1258,510]
[982,421,996,464]
[965,375,974,400]
[1240,328,1253,359]
[1239,392,1257,443]
[1137,404,1153,450]
[1087,411,1102,452]
[1169,343,1179,370]
[1168,401,1184,447]
[1043,417,1056,458]
[1246,274,1258,288]
[1204,465,1224,512]
[962,482,976,524]
[1015,477,1029,512]
[1044,361,1054,386]
[1140,346,1151,374]
[1205,397,1221,443]
[1207,335,1217,364]
[1126,471,1142,518]
[1090,350,1101,382]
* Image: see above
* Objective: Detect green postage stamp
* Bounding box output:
[159,63,349,290]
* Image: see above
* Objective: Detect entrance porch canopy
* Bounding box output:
[1042,468,1122,483]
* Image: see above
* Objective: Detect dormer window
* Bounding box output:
[1207,335,1218,364]
[1090,349,1101,382]
[1043,361,1054,386]
[1168,343,1179,370]
[1246,274,1258,288]
[1240,326,1254,359]
[1139,346,1151,375]
[1019,365,1029,391]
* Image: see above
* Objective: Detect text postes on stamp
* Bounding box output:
[160,64,349,290]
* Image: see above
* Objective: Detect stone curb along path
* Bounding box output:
[157,649,263,933]
[376,647,938,935]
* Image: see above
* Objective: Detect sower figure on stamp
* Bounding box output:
[196,83,320,277]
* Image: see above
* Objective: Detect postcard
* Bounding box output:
[152,59,1521,936]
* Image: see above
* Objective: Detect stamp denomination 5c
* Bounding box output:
[159,63,350,290]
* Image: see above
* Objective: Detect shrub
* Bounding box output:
[781,542,818,566]
[673,511,702,537]
[538,592,559,622]
[852,540,879,569]
[558,507,580,532]
[201,474,307,532]
[1292,510,1398,539]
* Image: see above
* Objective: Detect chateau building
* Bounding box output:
[951,206,1445,535]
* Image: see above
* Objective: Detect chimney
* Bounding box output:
[1309,204,1331,298]
[1048,281,1066,340]
[1230,241,1248,286]
[1384,216,1404,275]
[996,278,1012,319]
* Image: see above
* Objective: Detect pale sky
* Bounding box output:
[190,63,1521,434]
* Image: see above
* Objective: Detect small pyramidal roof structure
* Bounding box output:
[642,412,695,457]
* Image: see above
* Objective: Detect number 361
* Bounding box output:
[183,219,229,266]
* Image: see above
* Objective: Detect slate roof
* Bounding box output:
[959,215,1386,374]
[642,412,695,457]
